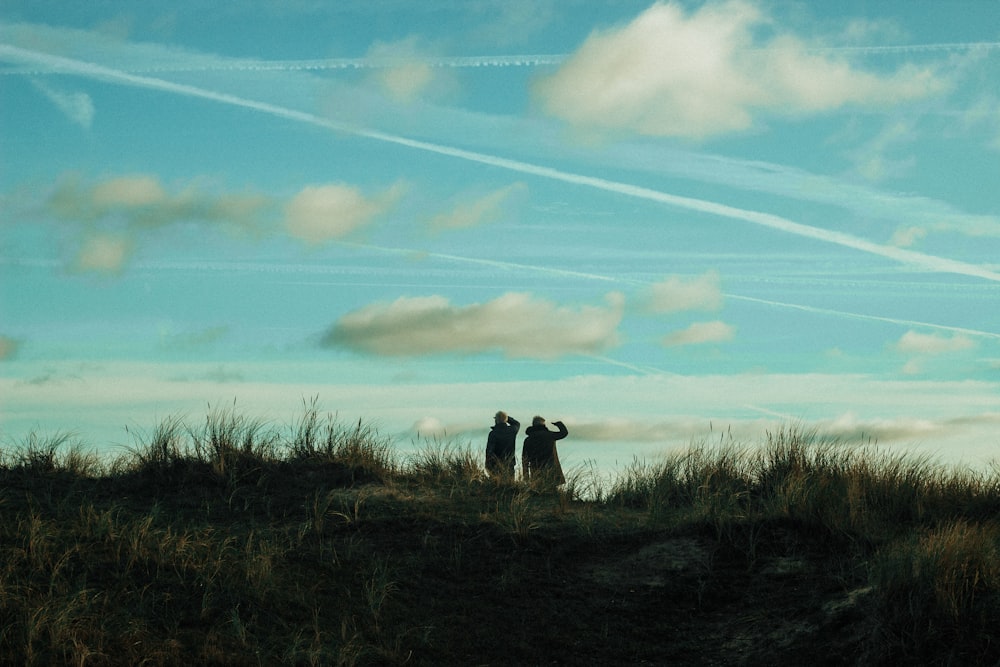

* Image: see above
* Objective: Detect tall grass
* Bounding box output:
[3,414,1000,664]
[288,397,397,483]
[869,519,1000,662]
[607,426,1000,540]
[405,437,483,487]
[4,432,103,477]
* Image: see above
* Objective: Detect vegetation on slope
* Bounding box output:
[2,403,999,665]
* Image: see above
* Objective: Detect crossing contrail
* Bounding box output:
[726,294,1000,340]
[384,246,1000,340]
[3,42,999,287]
[132,245,1000,342]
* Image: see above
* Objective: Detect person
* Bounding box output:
[485,411,520,479]
[521,416,569,487]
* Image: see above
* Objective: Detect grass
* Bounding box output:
[2,414,1000,665]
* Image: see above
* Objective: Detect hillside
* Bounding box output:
[2,411,999,665]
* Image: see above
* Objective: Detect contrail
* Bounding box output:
[340,242,1000,340]
[583,354,675,376]
[741,404,801,421]
[0,54,567,76]
[350,127,1000,283]
[337,241,632,285]
[117,248,1000,340]
[147,247,1000,360]
[810,42,1000,55]
[727,294,1000,340]
[4,42,999,286]
[4,41,998,76]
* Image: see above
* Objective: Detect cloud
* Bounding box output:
[888,213,1000,248]
[73,233,132,274]
[322,291,624,358]
[567,416,712,442]
[48,173,270,229]
[646,271,723,313]
[7,42,995,281]
[365,37,455,103]
[284,181,404,243]
[848,119,918,182]
[662,320,735,347]
[0,335,20,360]
[817,411,940,443]
[412,416,448,438]
[29,77,94,128]
[533,0,945,138]
[92,174,166,208]
[889,225,929,248]
[468,0,556,46]
[4,361,998,470]
[958,88,1000,151]
[812,412,1000,444]
[894,330,977,355]
[43,173,272,272]
[894,330,977,375]
[429,182,527,231]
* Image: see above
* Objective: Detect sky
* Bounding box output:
[1,0,999,476]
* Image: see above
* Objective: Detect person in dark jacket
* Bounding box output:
[485,411,520,479]
[522,416,569,486]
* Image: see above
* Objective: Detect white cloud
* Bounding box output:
[429,182,527,231]
[376,61,435,103]
[814,412,1000,446]
[11,40,995,280]
[4,363,998,470]
[365,37,453,103]
[567,416,713,442]
[322,291,624,358]
[959,94,1000,153]
[29,77,95,128]
[412,416,448,438]
[849,119,918,182]
[895,330,977,355]
[91,175,166,208]
[889,211,1000,248]
[662,320,735,347]
[42,173,271,272]
[534,0,945,138]
[285,182,404,243]
[48,173,269,229]
[646,271,723,313]
[73,233,131,274]
[889,225,928,248]
[469,0,556,46]
[818,411,940,443]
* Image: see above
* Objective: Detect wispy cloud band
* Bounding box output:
[3,42,998,285]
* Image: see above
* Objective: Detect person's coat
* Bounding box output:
[522,421,568,485]
[486,417,520,475]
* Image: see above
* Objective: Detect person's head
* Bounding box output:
[494,411,508,425]
[532,416,545,427]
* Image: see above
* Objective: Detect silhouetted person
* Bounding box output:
[522,416,569,487]
[485,411,520,479]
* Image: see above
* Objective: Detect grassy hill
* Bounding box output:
[2,405,999,665]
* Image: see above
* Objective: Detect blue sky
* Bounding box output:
[2,0,998,474]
